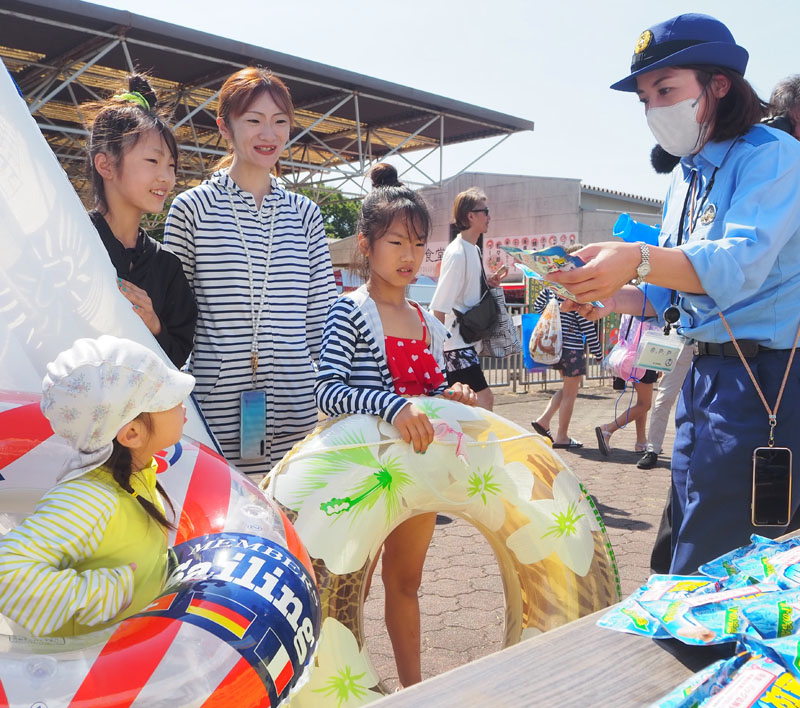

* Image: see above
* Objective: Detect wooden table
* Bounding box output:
[373,608,731,707]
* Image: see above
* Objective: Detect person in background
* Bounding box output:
[84,74,196,368]
[637,344,694,469]
[531,250,603,449]
[315,163,476,688]
[552,13,800,573]
[430,188,506,411]
[767,74,800,139]
[0,336,193,637]
[165,67,336,474]
[595,315,658,456]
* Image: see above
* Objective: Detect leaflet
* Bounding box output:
[502,245,604,307]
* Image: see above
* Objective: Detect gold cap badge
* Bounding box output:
[635,30,653,55]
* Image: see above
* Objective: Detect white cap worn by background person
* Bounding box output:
[41,335,195,481]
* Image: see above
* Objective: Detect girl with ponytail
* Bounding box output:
[0,335,194,637]
[84,74,196,368]
[315,163,477,687]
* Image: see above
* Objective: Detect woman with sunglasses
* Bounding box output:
[431,188,506,410]
[552,14,800,574]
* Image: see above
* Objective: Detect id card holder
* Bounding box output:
[240,389,266,460]
[634,330,684,373]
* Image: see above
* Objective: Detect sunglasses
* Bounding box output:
[470,208,490,215]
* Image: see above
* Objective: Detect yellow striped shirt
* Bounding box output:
[0,459,168,637]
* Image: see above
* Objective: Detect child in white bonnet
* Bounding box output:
[0,335,193,637]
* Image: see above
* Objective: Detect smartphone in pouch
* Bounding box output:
[240,390,267,460]
[752,446,792,526]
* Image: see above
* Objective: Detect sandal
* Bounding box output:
[552,438,583,449]
[595,425,612,457]
[531,421,554,441]
[634,442,648,453]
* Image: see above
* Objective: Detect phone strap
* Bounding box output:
[228,192,277,386]
[718,312,800,447]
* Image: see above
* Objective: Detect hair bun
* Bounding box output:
[369,162,401,188]
[128,74,158,110]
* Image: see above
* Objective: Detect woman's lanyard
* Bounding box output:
[228,191,277,387]
[663,166,718,334]
[718,313,800,447]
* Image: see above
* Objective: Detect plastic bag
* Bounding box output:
[530,297,562,365]
[482,287,522,358]
[603,314,659,381]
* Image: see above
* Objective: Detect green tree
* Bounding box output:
[295,186,360,240]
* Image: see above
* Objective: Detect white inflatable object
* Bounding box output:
[0,60,212,447]
[0,391,320,707]
[265,399,621,704]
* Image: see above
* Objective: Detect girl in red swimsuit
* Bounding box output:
[317,162,476,688]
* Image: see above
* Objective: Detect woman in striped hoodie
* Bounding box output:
[315,163,476,687]
[0,336,193,637]
[165,68,336,474]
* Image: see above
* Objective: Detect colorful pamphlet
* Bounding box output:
[502,246,604,307]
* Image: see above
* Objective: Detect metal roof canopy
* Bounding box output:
[0,0,534,199]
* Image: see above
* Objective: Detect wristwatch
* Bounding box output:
[634,242,651,285]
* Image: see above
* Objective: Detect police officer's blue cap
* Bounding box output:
[610,13,749,92]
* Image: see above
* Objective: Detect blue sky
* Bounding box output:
[95,0,798,200]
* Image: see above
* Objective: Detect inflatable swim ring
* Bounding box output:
[264,397,620,705]
[0,390,321,708]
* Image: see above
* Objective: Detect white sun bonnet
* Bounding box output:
[41,335,195,480]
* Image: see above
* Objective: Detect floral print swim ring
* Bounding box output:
[263,397,620,704]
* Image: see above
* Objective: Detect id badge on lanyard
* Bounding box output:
[634,330,684,373]
[229,194,276,462]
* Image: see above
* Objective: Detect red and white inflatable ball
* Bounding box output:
[0,391,320,708]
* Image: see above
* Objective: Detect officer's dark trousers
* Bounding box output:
[670,349,800,574]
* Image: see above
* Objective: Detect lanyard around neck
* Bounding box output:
[664,162,720,334]
[719,312,800,446]
[228,191,277,385]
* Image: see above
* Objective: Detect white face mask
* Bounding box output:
[646,94,708,157]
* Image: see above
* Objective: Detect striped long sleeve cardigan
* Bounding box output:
[165,171,337,472]
[316,286,449,422]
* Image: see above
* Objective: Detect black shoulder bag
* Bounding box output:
[453,265,500,343]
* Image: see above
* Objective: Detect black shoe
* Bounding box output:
[637,451,658,469]
[435,514,453,525]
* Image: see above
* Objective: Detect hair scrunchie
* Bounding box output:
[113,91,150,111]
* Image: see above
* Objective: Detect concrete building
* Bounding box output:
[417,172,663,280]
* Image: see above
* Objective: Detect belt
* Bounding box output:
[694,340,766,358]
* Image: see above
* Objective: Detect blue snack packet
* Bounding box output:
[641,583,781,646]
[597,575,718,638]
[699,535,783,579]
[649,651,749,708]
[740,587,800,640]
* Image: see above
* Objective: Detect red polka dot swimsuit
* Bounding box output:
[384,305,445,396]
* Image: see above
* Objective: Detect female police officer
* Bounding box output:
[551,13,800,573]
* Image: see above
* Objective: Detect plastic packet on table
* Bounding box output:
[748,635,800,681]
[640,583,782,646]
[739,587,800,640]
[650,651,800,708]
[764,545,800,590]
[698,535,795,580]
[730,542,800,587]
[649,651,749,708]
[597,574,720,638]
